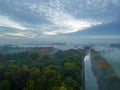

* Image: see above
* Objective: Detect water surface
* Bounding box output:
[84,51,98,90]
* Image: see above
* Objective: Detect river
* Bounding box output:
[84,50,98,90]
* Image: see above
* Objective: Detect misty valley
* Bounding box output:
[0,43,120,90]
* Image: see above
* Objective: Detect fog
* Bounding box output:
[93,45,120,77]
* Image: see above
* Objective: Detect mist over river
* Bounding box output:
[93,45,120,77]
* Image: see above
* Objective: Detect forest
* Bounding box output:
[0,48,84,90]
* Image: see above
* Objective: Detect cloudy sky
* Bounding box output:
[0,0,120,41]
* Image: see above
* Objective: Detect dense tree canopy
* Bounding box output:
[0,48,84,90]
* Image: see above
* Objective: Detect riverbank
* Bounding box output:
[91,49,120,90]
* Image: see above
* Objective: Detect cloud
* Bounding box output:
[0,0,120,38]
[43,19,102,35]
[0,32,36,39]
[43,32,57,35]
[6,33,26,37]
[0,15,28,30]
[0,32,26,38]
[29,0,102,35]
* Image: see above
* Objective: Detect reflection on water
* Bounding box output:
[84,51,98,90]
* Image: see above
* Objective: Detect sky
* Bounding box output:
[0,0,120,42]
